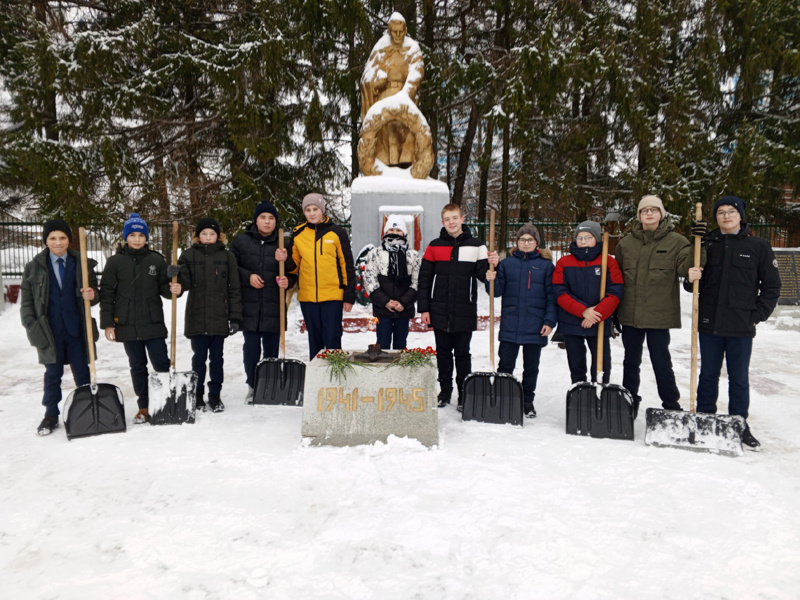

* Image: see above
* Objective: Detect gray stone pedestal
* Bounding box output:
[301,354,439,447]
[350,175,450,257]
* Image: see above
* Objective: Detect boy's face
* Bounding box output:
[198,228,218,244]
[256,212,276,236]
[638,206,662,230]
[517,235,538,253]
[576,233,597,248]
[46,231,70,256]
[442,209,464,237]
[385,227,405,237]
[304,205,323,224]
[126,232,147,250]
[716,205,742,235]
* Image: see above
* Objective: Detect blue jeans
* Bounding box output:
[697,333,753,419]
[498,341,543,404]
[123,338,170,409]
[301,301,343,360]
[375,317,410,350]
[42,334,91,417]
[562,334,610,384]
[621,326,680,409]
[242,331,281,387]
[191,335,225,398]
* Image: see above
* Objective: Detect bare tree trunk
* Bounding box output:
[478,118,494,222]
[34,1,58,142]
[500,120,510,251]
[451,102,479,207]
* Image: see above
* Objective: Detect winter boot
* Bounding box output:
[741,425,761,452]
[437,388,452,408]
[245,386,254,404]
[523,401,537,419]
[208,395,225,413]
[37,416,59,436]
[196,396,207,412]
[632,396,642,419]
[133,408,149,424]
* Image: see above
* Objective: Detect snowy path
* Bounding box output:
[1,293,799,599]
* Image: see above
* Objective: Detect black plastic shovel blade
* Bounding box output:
[461,372,524,426]
[63,383,126,440]
[565,382,635,440]
[252,358,306,406]
[148,370,198,425]
[644,408,745,457]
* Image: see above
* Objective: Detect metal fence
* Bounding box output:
[0,219,795,279]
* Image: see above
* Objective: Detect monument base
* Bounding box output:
[350,172,450,257]
[301,353,439,448]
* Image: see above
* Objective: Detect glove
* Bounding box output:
[167,264,181,278]
[229,320,240,335]
[611,313,622,338]
[691,220,708,239]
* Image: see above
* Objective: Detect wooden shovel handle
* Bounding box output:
[596,231,609,375]
[79,227,97,385]
[488,210,495,371]
[690,203,702,413]
[171,221,178,369]
[279,228,286,358]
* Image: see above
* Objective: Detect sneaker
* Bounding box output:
[37,416,59,436]
[133,408,149,424]
[741,425,761,452]
[208,396,225,413]
[524,402,537,418]
[196,397,207,412]
[245,386,254,403]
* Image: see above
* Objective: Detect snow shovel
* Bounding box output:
[462,210,524,426]
[644,204,745,456]
[565,231,634,440]
[63,227,126,440]
[252,228,306,406]
[149,221,197,425]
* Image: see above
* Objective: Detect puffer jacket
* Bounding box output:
[695,226,781,337]
[417,225,489,332]
[230,224,297,333]
[290,216,356,304]
[614,219,697,329]
[100,245,172,341]
[362,244,421,319]
[178,240,242,337]
[553,242,623,337]
[20,248,100,365]
[487,248,557,345]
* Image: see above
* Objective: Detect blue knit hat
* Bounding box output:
[254,201,279,224]
[713,196,746,222]
[123,213,149,241]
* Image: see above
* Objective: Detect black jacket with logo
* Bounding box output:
[696,226,781,337]
[100,245,172,341]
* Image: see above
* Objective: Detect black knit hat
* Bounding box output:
[195,218,220,238]
[254,200,279,224]
[713,196,746,222]
[42,219,72,245]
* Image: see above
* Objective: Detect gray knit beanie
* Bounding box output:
[575,220,601,243]
[516,223,541,245]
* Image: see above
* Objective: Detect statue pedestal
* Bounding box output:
[301,354,439,447]
[350,174,450,256]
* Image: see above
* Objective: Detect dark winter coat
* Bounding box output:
[363,245,421,319]
[178,240,243,337]
[694,226,781,337]
[614,219,699,329]
[230,224,297,333]
[417,225,489,332]
[290,217,356,304]
[553,242,623,337]
[20,248,100,365]
[487,248,557,346]
[99,245,172,341]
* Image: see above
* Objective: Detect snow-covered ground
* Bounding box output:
[1,290,799,599]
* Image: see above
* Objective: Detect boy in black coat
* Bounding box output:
[20,220,100,435]
[230,201,296,400]
[417,204,489,410]
[178,218,243,412]
[687,196,781,450]
[100,213,181,424]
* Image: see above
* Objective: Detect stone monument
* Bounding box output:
[350,12,450,257]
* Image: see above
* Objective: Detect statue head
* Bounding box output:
[387,13,407,47]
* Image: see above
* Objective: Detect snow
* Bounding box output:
[351,172,448,194]
[1,291,800,598]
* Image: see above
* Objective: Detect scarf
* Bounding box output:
[382,234,409,283]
